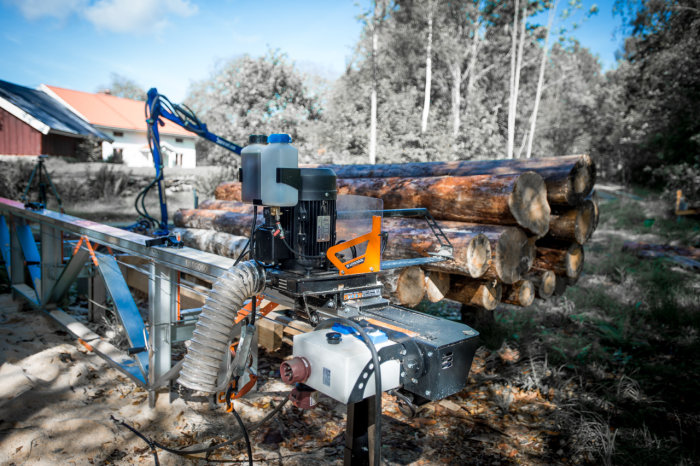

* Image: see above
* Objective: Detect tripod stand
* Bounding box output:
[20,155,64,213]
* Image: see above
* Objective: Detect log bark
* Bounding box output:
[526,270,556,299]
[588,192,600,232]
[216,172,551,236]
[379,267,426,307]
[553,274,569,296]
[502,279,535,307]
[447,277,502,310]
[171,228,248,259]
[424,270,449,303]
[381,218,491,278]
[310,154,595,206]
[174,209,257,237]
[533,243,584,279]
[546,201,595,244]
[197,199,254,213]
[176,209,493,278]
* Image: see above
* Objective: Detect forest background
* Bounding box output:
[101,0,700,203]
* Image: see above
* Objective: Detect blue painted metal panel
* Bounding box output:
[95,252,149,378]
[15,223,42,295]
[0,216,10,276]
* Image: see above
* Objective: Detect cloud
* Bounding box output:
[4,0,88,20]
[5,0,197,34]
[84,0,197,34]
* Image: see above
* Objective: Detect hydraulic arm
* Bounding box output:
[137,88,243,235]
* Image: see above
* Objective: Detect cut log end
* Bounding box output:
[464,233,491,278]
[424,271,450,303]
[492,227,528,284]
[474,280,502,310]
[508,171,551,236]
[395,267,426,307]
[539,270,556,298]
[503,280,535,307]
[571,154,596,203]
[566,243,584,279]
[575,201,596,244]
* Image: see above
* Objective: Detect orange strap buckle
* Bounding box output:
[72,236,100,267]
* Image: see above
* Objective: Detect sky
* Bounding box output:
[0,0,625,102]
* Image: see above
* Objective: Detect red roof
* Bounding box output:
[45,85,192,137]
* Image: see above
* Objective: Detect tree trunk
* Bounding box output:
[545,201,596,244]
[337,173,550,235]
[420,0,434,134]
[450,63,461,138]
[311,154,596,206]
[174,209,256,237]
[511,3,527,158]
[215,173,550,235]
[447,277,502,310]
[380,217,491,277]
[379,266,425,307]
[525,0,558,159]
[502,279,535,307]
[526,270,556,299]
[507,0,520,159]
[171,228,248,259]
[424,270,449,303]
[198,199,254,213]
[533,243,584,279]
[369,0,382,164]
[588,192,600,231]
[175,209,493,277]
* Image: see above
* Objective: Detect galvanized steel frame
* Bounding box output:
[0,196,236,406]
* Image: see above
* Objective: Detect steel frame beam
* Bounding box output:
[0,197,235,405]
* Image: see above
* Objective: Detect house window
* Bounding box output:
[175,138,183,143]
[113,131,124,137]
[176,153,183,166]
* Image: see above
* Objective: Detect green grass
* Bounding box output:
[458,190,700,464]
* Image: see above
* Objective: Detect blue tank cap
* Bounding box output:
[268,133,292,143]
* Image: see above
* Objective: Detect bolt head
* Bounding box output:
[411,378,418,384]
[425,390,431,397]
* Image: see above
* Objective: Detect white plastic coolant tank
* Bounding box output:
[291,328,400,404]
[240,134,267,203]
[260,133,298,207]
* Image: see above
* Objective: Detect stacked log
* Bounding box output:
[188,155,598,310]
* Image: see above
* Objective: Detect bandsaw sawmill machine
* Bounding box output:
[143,88,480,465]
[3,89,481,466]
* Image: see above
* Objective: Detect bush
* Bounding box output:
[195,166,237,197]
[651,163,700,204]
[0,160,36,200]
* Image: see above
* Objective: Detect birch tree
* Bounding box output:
[368,0,386,164]
[420,0,435,134]
[525,0,559,158]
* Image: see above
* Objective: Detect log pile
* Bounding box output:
[182,155,597,310]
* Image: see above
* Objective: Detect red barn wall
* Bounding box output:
[0,106,42,155]
[42,134,78,156]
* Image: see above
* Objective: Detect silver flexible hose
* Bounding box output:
[177,260,265,393]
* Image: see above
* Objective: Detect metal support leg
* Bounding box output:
[148,262,176,407]
[345,396,376,466]
[9,216,24,288]
[40,224,62,303]
[88,264,106,322]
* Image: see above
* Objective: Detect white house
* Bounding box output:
[40,85,197,168]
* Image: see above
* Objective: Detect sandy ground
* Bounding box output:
[0,294,350,465]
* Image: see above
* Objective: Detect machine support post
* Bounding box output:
[9,216,24,287]
[345,396,377,466]
[40,223,62,303]
[148,262,176,407]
